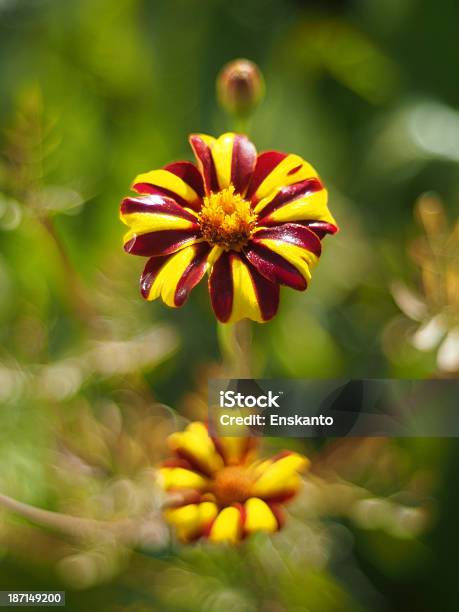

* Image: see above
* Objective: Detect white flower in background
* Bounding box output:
[391,193,459,374]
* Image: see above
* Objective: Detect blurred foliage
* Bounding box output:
[0,0,459,610]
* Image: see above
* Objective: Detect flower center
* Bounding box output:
[212,466,254,506]
[198,185,258,251]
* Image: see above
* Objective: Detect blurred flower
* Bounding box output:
[216,59,264,118]
[159,421,308,543]
[0,325,178,404]
[121,133,338,323]
[391,193,459,373]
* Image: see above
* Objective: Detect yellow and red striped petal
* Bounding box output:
[132,161,204,211]
[245,223,321,290]
[244,497,278,534]
[159,467,209,492]
[165,501,218,542]
[168,422,224,476]
[208,251,279,324]
[245,151,287,200]
[208,505,243,543]
[189,133,219,194]
[140,242,210,307]
[121,194,201,257]
[251,451,309,500]
[246,152,319,203]
[255,178,337,231]
[189,133,257,195]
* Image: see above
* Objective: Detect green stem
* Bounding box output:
[0,489,183,547]
[233,115,252,135]
[218,319,253,378]
[39,215,101,333]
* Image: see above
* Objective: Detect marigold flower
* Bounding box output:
[159,421,309,543]
[120,133,338,323]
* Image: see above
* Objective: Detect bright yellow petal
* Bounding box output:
[255,188,336,227]
[122,212,195,239]
[207,245,224,267]
[208,506,242,543]
[228,255,263,323]
[165,501,218,542]
[209,133,235,191]
[159,467,209,491]
[252,453,309,498]
[168,422,224,475]
[244,498,278,534]
[132,169,200,206]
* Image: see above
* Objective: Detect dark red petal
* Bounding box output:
[299,220,339,239]
[208,251,233,323]
[164,161,205,199]
[253,223,322,257]
[269,450,295,461]
[262,490,297,504]
[189,135,219,194]
[268,503,285,528]
[209,251,280,323]
[233,502,247,531]
[245,151,288,201]
[231,134,257,194]
[257,178,323,222]
[174,243,211,307]
[121,194,198,223]
[245,256,280,321]
[244,242,307,290]
[161,458,195,469]
[124,229,200,257]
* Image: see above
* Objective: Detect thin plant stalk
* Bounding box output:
[218,319,253,378]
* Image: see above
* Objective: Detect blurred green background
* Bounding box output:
[0,0,458,610]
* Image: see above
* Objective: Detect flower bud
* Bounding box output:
[216,59,264,118]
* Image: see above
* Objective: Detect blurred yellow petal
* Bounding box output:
[165,502,218,542]
[199,501,219,526]
[187,422,210,436]
[159,467,209,491]
[208,506,242,543]
[216,436,250,466]
[168,422,224,475]
[252,458,272,476]
[252,452,309,498]
[244,498,278,534]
